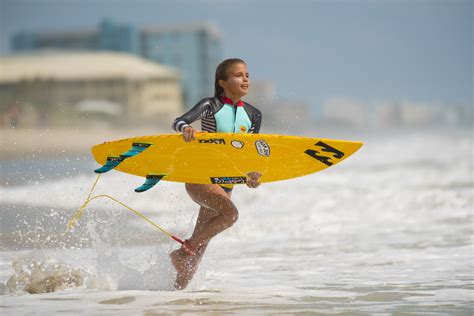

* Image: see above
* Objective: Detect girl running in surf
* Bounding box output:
[170,58,262,290]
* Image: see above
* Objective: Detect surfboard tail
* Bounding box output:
[93,142,153,174]
[134,175,166,193]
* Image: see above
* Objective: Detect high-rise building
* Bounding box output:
[10,20,223,108]
[11,29,99,51]
[142,23,222,106]
[99,20,140,55]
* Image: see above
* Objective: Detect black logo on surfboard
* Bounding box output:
[304,141,344,166]
[210,177,247,184]
[199,138,226,145]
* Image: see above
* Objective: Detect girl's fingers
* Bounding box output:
[247,180,261,188]
[247,172,262,181]
[183,127,195,142]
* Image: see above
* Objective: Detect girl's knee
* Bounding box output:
[225,207,239,227]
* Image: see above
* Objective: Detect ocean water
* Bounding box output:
[0,128,472,315]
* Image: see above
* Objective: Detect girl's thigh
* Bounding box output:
[185,184,233,210]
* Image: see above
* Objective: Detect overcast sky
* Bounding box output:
[1,0,472,109]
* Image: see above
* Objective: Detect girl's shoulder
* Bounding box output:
[191,96,225,114]
[198,96,218,103]
[196,96,222,107]
[243,101,262,116]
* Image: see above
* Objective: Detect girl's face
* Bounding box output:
[219,63,250,100]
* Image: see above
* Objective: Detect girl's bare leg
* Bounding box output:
[170,207,214,289]
[184,183,238,249]
[170,185,234,289]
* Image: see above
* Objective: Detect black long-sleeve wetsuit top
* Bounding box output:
[172,96,262,134]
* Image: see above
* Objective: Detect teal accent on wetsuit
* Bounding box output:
[214,103,252,133]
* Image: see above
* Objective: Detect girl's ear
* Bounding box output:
[218,79,227,89]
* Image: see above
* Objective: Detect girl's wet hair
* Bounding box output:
[214,58,246,97]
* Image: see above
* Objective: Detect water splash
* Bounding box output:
[3,258,85,294]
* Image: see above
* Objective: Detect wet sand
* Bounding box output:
[1,127,167,159]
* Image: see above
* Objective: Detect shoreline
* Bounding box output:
[1,127,168,159]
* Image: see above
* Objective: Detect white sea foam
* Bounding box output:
[0,129,472,314]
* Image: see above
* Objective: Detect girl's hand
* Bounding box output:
[246,172,262,188]
[182,126,196,142]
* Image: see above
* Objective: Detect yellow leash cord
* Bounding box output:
[67,173,102,229]
[67,174,185,245]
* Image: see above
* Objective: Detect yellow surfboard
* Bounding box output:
[91,133,362,191]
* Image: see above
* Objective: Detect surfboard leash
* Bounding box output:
[67,174,185,245]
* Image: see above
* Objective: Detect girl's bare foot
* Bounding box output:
[170,245,207,290]
[169,248,187,275]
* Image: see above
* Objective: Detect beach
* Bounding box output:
[1,127,168,159]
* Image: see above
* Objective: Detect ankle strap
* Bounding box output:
[182,240,197,256]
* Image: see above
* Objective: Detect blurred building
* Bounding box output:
[319,98,473,128]
[12,29,100,51]
[270,101,313,133]
[0,52,183,127]
[11,20,140,54]
[142,23,222,106]
[10,19,222,107]
[321,98,368,127]
[372,101,400,128]
[246,81,312,132]
[399,102,442,126]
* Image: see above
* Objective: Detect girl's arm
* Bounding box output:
[171,98,213,133]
